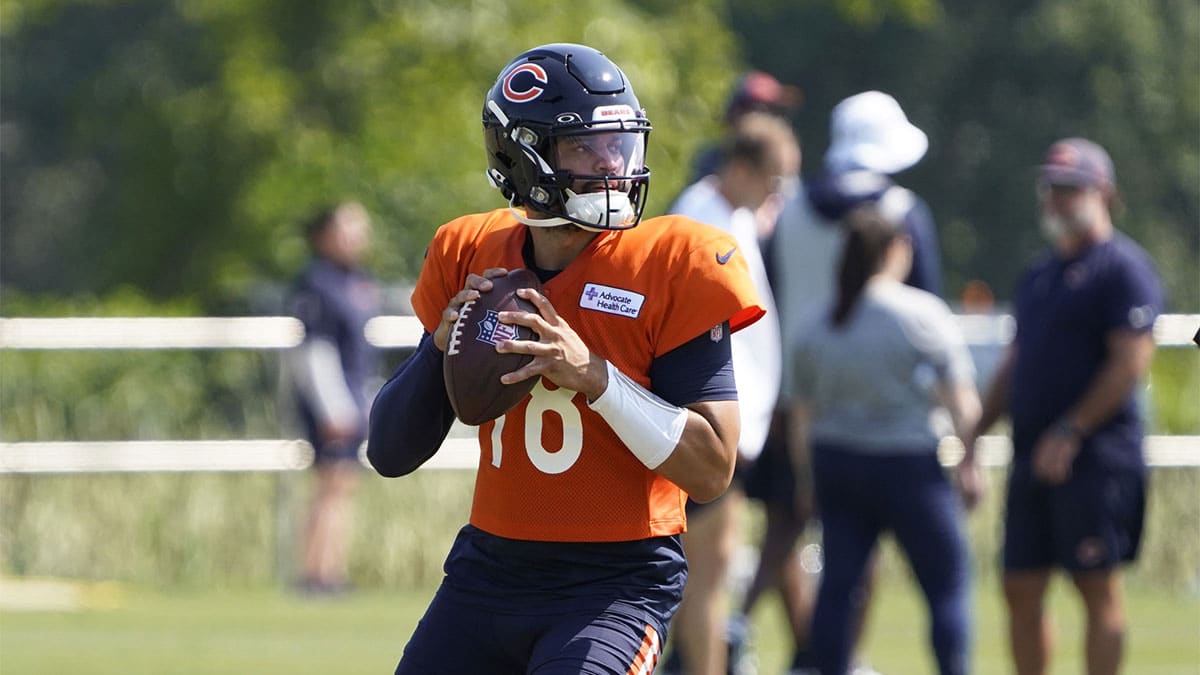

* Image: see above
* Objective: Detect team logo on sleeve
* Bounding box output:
[475,310,518,346]
[580,283,645,318]
[1128,305,1155,329]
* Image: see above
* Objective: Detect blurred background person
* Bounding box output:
[789,195,982,675]
[286,201,381,596]
[760,89,944,673]
[686,71,810,675]
[662,111,799,675]
[965,138,1165,675]
[772,90,941,333]
[688,70,803,186]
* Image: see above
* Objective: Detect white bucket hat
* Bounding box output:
[824,91,928,174]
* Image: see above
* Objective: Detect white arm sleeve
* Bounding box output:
[587,361,688,470]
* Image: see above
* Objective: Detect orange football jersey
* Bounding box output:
[411,208,764,542]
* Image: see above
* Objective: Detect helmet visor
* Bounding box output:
[553,130,647,191]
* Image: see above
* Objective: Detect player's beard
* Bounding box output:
[1039,212,1068,242]
[543,223,588,235]
[1040,199,1099,243]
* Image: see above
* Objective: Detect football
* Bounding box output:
[443,268,543,425]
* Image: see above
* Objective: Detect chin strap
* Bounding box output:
[509,200,571,228]
[508,191,634,232]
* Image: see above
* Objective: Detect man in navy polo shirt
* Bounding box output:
[967,138,1164,675]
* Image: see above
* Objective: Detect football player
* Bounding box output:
[367,43,764,674]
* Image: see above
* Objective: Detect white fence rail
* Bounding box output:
[0,435,1197,474]
[0,316,423,350]
[1,314,1196,473]
[0,440,315,473]
[2,313,1197,350]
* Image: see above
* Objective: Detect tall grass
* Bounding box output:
[0,470,475,588]
[2,466,1197,591]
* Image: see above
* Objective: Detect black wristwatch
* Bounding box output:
[1051,419,1084,440]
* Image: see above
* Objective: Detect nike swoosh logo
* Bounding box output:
[716,247,737,264]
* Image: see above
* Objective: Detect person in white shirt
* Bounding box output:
[663,111,799,675]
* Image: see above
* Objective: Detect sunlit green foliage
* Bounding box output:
[2,0,1195,309]
[1,0,738,307]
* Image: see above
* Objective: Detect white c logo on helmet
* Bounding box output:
[502,63,548,103]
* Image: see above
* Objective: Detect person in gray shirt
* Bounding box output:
[788,194,983,675]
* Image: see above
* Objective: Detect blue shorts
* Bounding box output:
[310,437,363,465]
[395,525,685,674]
[299,402,364,465]
[1003,461,1146,572]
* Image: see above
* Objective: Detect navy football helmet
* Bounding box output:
[483,44,652,231]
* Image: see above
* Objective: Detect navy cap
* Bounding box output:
[1039,137,1115,190]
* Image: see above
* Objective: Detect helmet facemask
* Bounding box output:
[546,121,650,230]
[482,44,652,231]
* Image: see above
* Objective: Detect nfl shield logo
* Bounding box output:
[709,324,723,342]
[476,310,518,346]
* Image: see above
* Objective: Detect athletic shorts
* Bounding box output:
[300,404,365,465]
[1003,460,1146,572]
[743,422,795,507]
[395,525,684,675]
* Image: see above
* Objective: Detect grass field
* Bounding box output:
[1,467,1198,673]
[1,576,1196,674]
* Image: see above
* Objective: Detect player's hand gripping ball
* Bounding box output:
[443,269,543,425]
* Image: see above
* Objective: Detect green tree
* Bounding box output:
[5,0,1193,311]
[731,0,1198,309]
[1,0,741,310]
